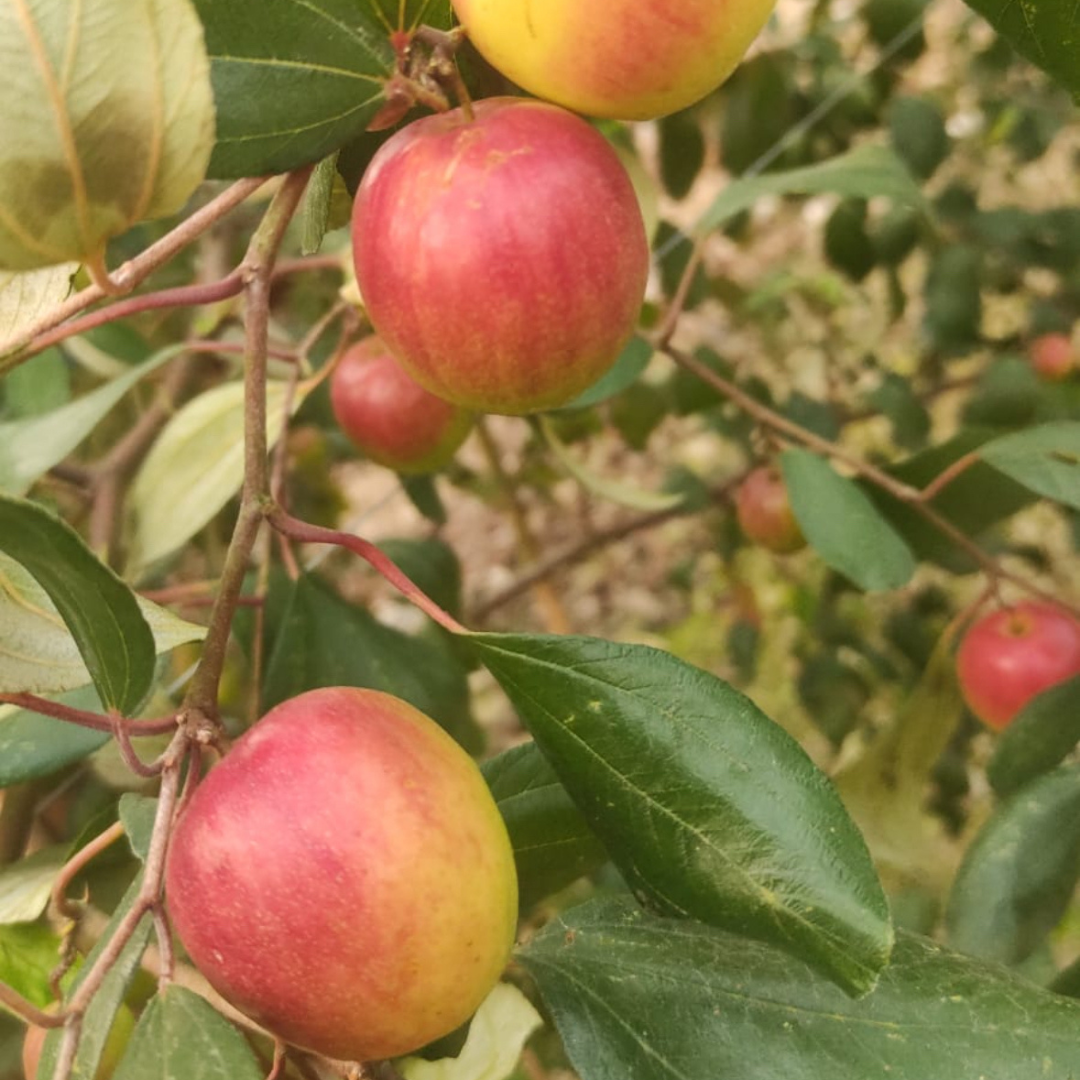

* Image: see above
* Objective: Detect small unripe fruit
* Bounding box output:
[735,467,806,554]
[164,688,518,1063]
[352,97,648,415]
[956,602,1080,730]
[450,0,778,121]
[1028,332,1074,382]
[330,337,473,474]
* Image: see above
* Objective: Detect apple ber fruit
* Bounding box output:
[330,336,473,474]
[164,687,519,1063]
[351,96,649,415]
[735,466,806,554]
[1028,332,1074,382]
[956,601,1080,730]
[450,0,778,121]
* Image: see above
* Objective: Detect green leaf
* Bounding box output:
[398,982,542,1080]
[0,846,66,925]
[111,985,263,1080]
[0,498,154,715]
[195,0,452,179]
[0,0,214,270]
[301,153,340,255]
[0,549,204,704]
[125,379,301,576]
[989,676,1080,797]
[1,348,70,418]
[962,0,1080,100]
[780,449,916,591]
[263,573,482,752]
[980,422,1080,511]
[889,96,950,181]
[946,765,1080,966]
[39,875,151,1080]
[0,688,111,787]
[469,632,893,996]
[695,145,923,235]
[561,336,654,411]
[482,743,608,911]
[0,266,76,355]
[519,896,1080,1080]
[119,795,158,864]
[0,923,62,1009]
[539,416,684,513]
[0,346,182,496]
[658,111,705,200]
[376,538,463,621]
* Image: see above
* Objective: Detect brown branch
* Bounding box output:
[0,694,177,735]
[51,821,126,921]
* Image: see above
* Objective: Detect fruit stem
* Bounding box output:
[265,507,470,636]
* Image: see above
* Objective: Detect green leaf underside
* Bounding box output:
[0,265,76,350]
[482,743,608,911]
[989,676,1080,797]
[0,922,62,1009]
[980,422,1080,512]
[125,379,297,576]
[695,145,924,235]
[960,0,1080,100]
[194,0,399,178]
[0,845,67,924]
[39,875,152,1080]
[0,497,155,715]
[0,0,214,270]
[781,449,916,591]
[946,764,1080,966]
[519,896,1080,1080]
[0,688,110,787]
[0,345,182,496]
[0,549,204,704]
[470,632,893,996]
[111,985,263,1080]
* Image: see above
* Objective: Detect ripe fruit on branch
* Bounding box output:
[1028,332,1074,382]
[330,337,473,474]
[352,97,649,415]
[450,0,778,120]
[164,688,518,1062]
[735,466,805,554]
[956,602,1080,730]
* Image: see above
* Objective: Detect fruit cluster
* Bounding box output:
[165,6,778,1068]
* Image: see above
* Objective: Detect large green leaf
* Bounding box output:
[980,422,1080,512]
[945,764,1080,966]
[0,0,214,270]
[781,449,916,592]
[0,549,204,704]
[194,0,453,178]
[519,896,1080,1080]
[962,0,1080,100]
[0,346,182,495]
[0,498,155,715]
[263,572,482,752]
[695,145,923,235]
[482,743,608,911]
[124,379,300,577]
[111,986,263,1080]
[469,632,892,996]
[989,676,1080,797]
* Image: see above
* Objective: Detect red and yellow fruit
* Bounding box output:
[330,337,473,474]
[450,0,778,120]
[165,688,518,1062]
[956,602,1080,730]
[1028,332,1074,382]
[352,97,648,415]
[735,466,805,554]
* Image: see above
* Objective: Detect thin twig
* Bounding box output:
[0,694,177,735]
